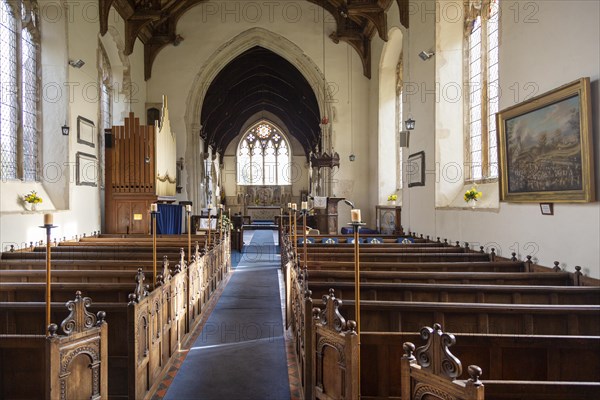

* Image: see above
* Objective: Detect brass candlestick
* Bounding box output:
[186,206,192,333]
[288,206,292,238]
[292,209,298,266]
[349,220,366,396]
[186,207,192,265]
[218,206,223,243]
[207,207,212,247]
[151,208,159,288]
[40,220,57,336]
[302,207,308,268]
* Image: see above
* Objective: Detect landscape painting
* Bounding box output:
[498,78,594,202]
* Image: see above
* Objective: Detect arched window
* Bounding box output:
[466,0,499,181]
[396,58,403,189]
[0,0,39,181]
[237,121,291,186]
[99,43,112,135]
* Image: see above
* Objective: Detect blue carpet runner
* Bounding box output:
[164,230,290,400]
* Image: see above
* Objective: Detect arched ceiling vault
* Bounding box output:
[200,46,320,159]
[99,0,410,80]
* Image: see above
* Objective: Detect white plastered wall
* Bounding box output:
[403,0,600,278]
[0,3,146,250]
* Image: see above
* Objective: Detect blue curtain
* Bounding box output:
[157,204,182,234]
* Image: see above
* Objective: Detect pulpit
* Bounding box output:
[313,197,344,235]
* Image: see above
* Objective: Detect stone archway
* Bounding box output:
[184,27,332,210]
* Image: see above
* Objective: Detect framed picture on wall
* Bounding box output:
[497,77,594,202]
[407,151,425,187]
[77,116,95,148]
[76,152,98,186]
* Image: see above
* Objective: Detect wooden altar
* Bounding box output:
[247,206,282,223]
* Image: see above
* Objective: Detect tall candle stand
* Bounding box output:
[40,214,57,335]
[292,204,298,266]
[207,206,213,248]
[185,205,192,333]
[349,214,365,397]
[287,204,292,239]
[218,205,223,243]
[186,206,192,266]
[301,202,309,268]
[150,205,159,288]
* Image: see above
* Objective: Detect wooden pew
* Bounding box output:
[0,268,156,283]
[361,331,600,398]
[400,324,485,400]
[0,258,175,271]
[307,269,573,286]
[1,249,185,261]
[305,252,492,262]
[305,270,576,286]
[345,300,600,335]
[305,281,600,305]
[0,292,108,400]
[0,234,232,399]
[282,232,600,399]
[401,324,600,400]
[305,260,524,273]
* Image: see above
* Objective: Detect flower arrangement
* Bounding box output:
[464,186,482,202]
[387,194,398,201]
[219,214,233,230]
[23,190,43,204]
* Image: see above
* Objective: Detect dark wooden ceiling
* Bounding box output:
[200,46,320,157]
[99,1,408,156]
[100,0,409,80]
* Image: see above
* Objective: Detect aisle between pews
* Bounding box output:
[159,230,291,400]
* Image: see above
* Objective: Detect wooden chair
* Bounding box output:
[401,323,484,400]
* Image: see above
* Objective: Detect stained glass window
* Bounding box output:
[237,121,291,186]
[466,0,499,181]
[0,0,40,181]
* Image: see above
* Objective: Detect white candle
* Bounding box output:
[287,202,292,209]
[44,213,53,226]
[351,209,361,222]
[301,201,308,210]
[291,203,297,210]
[208,203,213,209]
[219,204,224,210]
[185,205,192,213]
[150,204,158,212]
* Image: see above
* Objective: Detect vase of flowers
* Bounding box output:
[23,190,42,211]
[387,194,398,206]
[464,186,482,209]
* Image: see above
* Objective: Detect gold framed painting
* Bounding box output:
[497,77,595,202]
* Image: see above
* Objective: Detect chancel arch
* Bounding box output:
[183,27,332,211]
